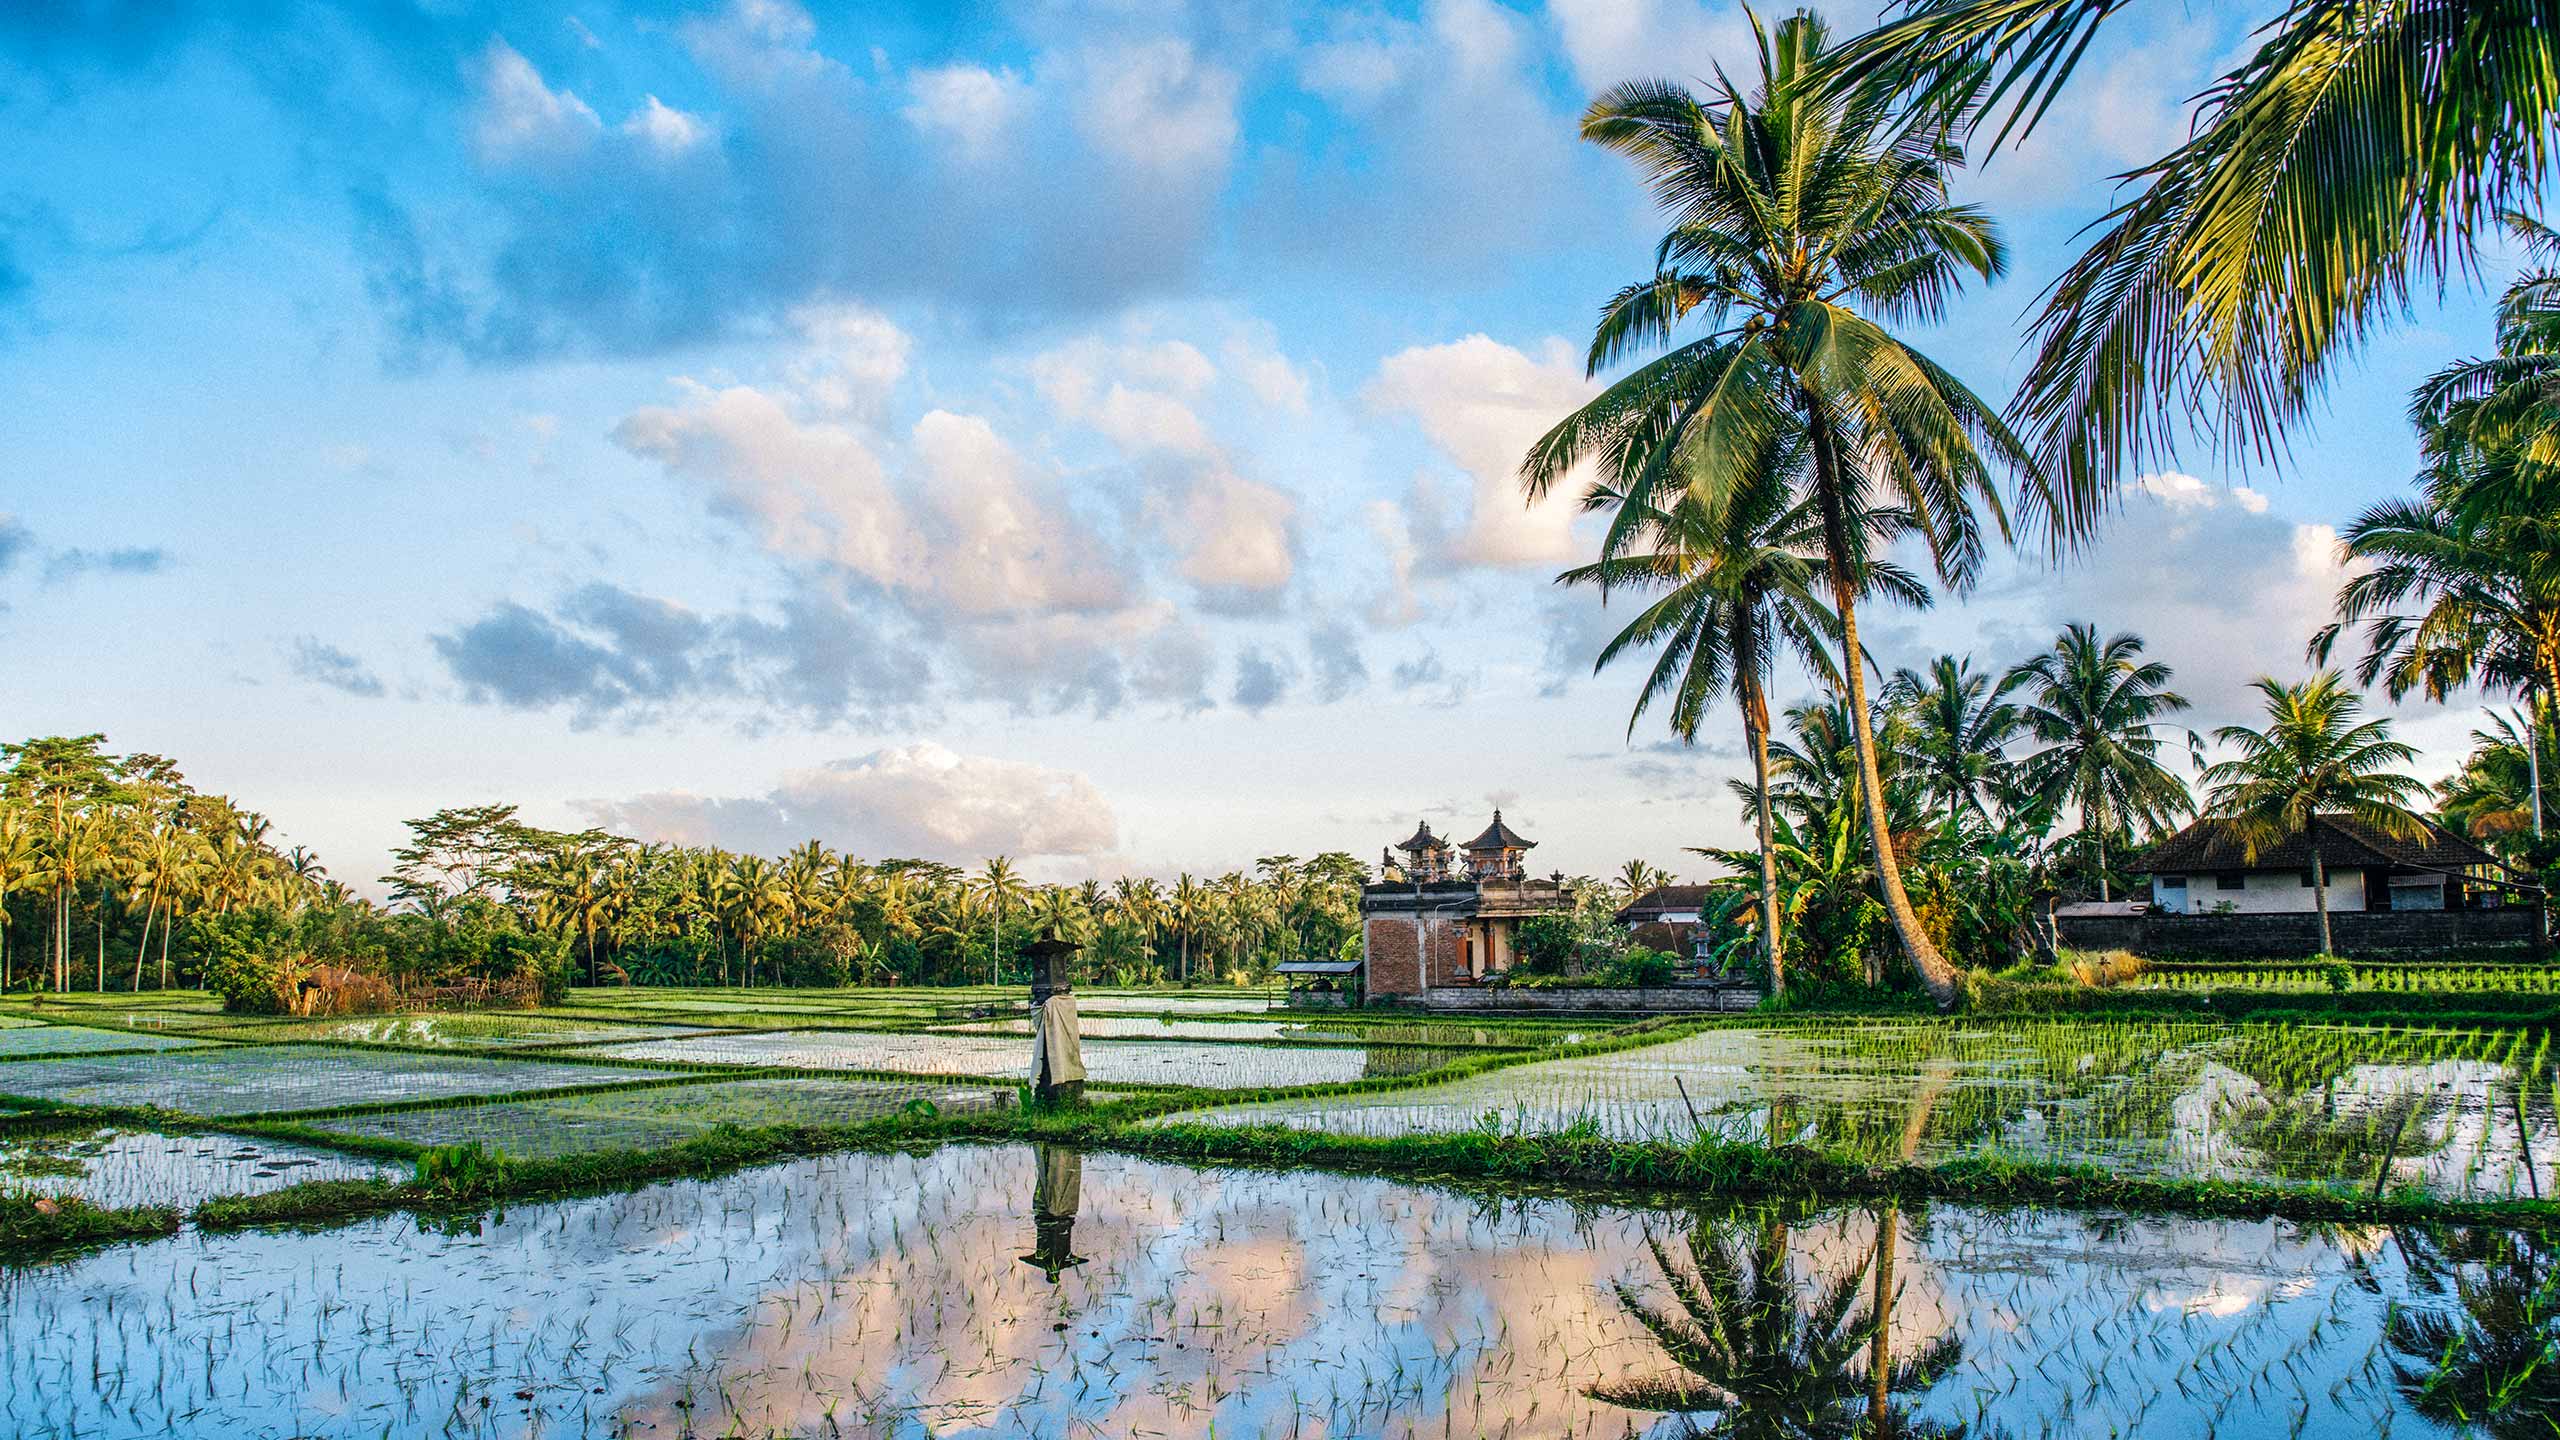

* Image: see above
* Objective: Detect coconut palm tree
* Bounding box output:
[2202,673,2432,955]
[1170,873,1208,984]
[973,856,1027,986]
[0,805,49,992]
[1523,13,2060,1005]
[1561,454,1928,996]
[1825,0,2560,501]
[1885,655,2022,822]
[2438,709,2556,855]
[2001,623,2196,899]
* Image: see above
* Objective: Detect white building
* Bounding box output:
[2142,814,2503,916]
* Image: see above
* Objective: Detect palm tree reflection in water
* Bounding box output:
[2380,1228,2560,1438]
[1592,1202,1966,1439]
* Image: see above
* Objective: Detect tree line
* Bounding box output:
[0,739,1390,1000]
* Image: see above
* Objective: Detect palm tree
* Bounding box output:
[0,805,48,993]
[1523,14,2059,1005]
[2438,709,2556,854]
[2001,623,2196,900]
[973,856,1026,986]
[2201,673,2432,955]
[1562,457,1926,997]
[1825,0,2560,501]
[1171,873,1208,984]
[1885,655,2021,821]
[1613,860,1673,907]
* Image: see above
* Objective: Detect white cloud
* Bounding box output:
[1983,476,2358,730]
[613,381,918,585]
[1163,468,1298,594]
[612,381,1132,623]
[621,94,710,156]
[470,39,601,163]
[787,301,912,415]
[583,742,1119,862]
[1367,333,1594,568]
[1547,0,1753,93]
[903,63,1031,159]
[910,410,1133,617]
[1224,330,1312,415]
[1075,39,1240,180]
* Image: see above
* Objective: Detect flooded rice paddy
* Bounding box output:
[0,1023,214,1057]
[5,1141,2553,1439]
[0,1045,679,1117]
[313,1077,1011,1159]
[586,1029,1461,1089]
[0,1126,392,1208]
[1167,1020,2560,1198]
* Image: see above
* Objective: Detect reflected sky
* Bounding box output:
[2,1142,2546,1438]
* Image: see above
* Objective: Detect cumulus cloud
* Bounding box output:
[904,63,1031,160]
[1230,645,1297,713]
[580,742,1118,862]
[621,95,711,157]
[1391,645,1476,707]
[1162,468,1298,603]
[433,580,924,729]
[1971,473,2354,730]
[333,0,1252,361]
[1253,0,1590,277]
[1074,38,1238,180]
[286,637,386,698]
[470,39,601,164]
[1307,621,1369,702]
[1368,333,1594,569]
[42,545,169,584]
[1547,0,1754,93]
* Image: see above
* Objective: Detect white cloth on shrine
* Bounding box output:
[1029,993,1085,1086]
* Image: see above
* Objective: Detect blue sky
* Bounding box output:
[0,0,2523,891]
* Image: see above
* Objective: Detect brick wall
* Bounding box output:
[2057,907,2537,958]
[1363,915,1423,998]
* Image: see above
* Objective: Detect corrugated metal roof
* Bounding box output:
[2140,814,2498,874]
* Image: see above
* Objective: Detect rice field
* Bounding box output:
[583,1027,1458,1088]
[1163,1018,2560,1197]
[0,1024,215,1058]
[311,1076,1009,1159]
[0,1045,681,1117]
[0,1126,392,1208]
[0,1140,2543,1438]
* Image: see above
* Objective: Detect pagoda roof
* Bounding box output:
[1463,810,1535,851]
[1395,820,1449,852]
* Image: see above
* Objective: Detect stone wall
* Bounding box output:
[1414,983,1765,1013]
[2058,907,2536,958]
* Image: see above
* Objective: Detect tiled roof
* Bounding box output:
[1462,810,1535,851]
[2140,814,2499,875]
[1395,820,1448,852]
[1615,883,1714,922]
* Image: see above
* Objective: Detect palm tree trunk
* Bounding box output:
[2093,819,2110,903]
[1869,1201,1900,1436]
[159,914,172,990]
[2312,842,2334,957]
[1743,679,1785,998]
[133,885,157,992]
[1815,458,1958,1007]
[97,879,108,992]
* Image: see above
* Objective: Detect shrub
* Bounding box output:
[1514,916,1577,976]
[2318,957,2354,993]
[194,909,295,1014]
